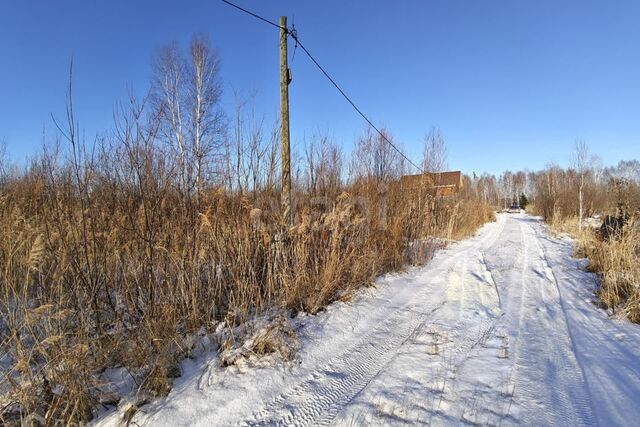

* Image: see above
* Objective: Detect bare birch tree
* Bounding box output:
[152,42,186,189]
[187,34,224,196]
[151,35,224,199]
[573,140,589,231]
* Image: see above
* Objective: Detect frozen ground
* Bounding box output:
[95,213,640,426]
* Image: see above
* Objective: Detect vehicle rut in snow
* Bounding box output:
[493,219,596,426]
[244,292,446,426]
[244,217,508,426]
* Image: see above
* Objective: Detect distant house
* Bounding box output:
[399,171,464,197]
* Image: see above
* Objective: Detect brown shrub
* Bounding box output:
[553,215,640,323]
[0,158,493,424]
[579,220,640,322]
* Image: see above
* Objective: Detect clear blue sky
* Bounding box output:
[1,0,639,175]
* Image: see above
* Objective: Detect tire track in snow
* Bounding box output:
[510,219,596,427]
[528,222,597,427]
[478,250,502,311]
[244,301,444,426]
[509,220,530,384]
[420,224,507,423]
[244,218,509,426]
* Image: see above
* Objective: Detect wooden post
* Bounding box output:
[279,16,292,225]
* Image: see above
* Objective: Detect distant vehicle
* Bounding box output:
[507,203,521,213]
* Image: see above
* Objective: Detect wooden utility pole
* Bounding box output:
[280,16,292,225]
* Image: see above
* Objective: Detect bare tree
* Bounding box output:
[608,160,640,183]
[0,138,7,183]
[304,131,343,196]
[304,136,317,194]
[422,127,448,172]
[572,140,589,231]
[498,171,515,208]
[226,91,280,196]
[350,126,402,183]
[187,34,225,195]
[264,119,280,194]
[475,173,499,205]
[151,34,224,199]
[152,42,185,188]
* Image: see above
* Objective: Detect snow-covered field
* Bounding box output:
[96,213,640,426]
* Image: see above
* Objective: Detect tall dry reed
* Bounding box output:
[0,159,493,424]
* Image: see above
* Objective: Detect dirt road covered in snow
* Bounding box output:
[97,214,640,426]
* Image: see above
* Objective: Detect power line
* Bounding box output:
[220,0,423,173]
[288,34,423,172]
[220,0,284,30]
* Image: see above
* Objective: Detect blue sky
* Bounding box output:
[1,0,639,175]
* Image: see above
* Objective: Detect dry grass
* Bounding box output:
[0,160,494,424]
[549,215,640,323]
[580,221,640,322]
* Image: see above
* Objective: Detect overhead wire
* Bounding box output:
[220,0,285,30]
[221,0,423,173]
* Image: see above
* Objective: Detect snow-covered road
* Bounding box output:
[97,214,640,426]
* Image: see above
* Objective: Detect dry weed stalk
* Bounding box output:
[581,220,640,321]
[0,165,493,423]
